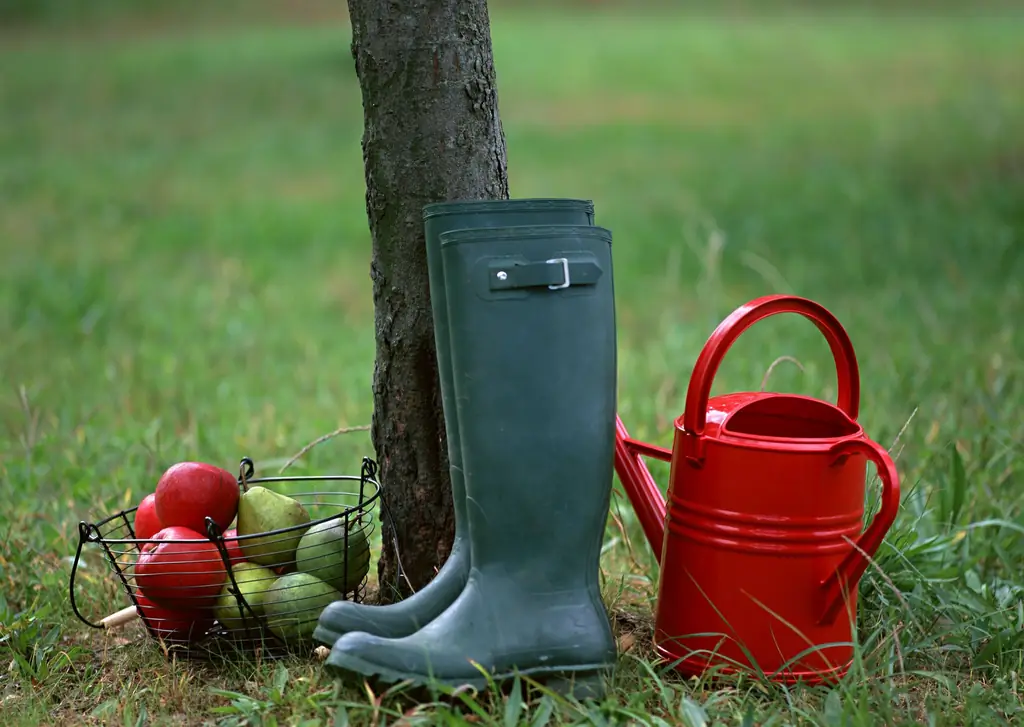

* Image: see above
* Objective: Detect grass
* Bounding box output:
[1,1,1023,724]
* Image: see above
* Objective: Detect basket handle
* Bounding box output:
[68,521,107,630]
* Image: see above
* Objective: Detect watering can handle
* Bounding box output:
[683,295,861,452]
[818,437,901,625]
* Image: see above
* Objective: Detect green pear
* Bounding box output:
[236,486,311,568]
[295,519,371,594]
[262,572,342,644]
[211,562,278,632]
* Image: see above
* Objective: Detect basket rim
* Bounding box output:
[83,471,381,546]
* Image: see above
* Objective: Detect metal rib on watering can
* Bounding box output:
[615,294,901,684]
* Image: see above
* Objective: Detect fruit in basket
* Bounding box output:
[135,525,228,610]
[133,493,163,542]
[221,528,246,566]
[155,461,240,535]
[211,562,277,631]
[236,486,311,568]
[295,518,371,593]
[135,594,214,642]
[262,572,342,643]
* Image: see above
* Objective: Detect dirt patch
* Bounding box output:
[503,81,948,130]
[274,170,345,204]
[320,260,374,321]
[0,0,349,47]
[505,93,754,128]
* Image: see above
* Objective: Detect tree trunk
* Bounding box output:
[345,0,510,601]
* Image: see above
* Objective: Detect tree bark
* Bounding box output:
[345,0,509,601]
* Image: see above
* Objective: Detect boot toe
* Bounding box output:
[313,547,472,645]
[313,601,376,646]
[314,599,435,645]
[325,630,483,687]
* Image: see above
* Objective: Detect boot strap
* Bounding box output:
[488,257,602,291]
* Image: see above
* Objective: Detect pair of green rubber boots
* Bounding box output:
[313,200,618,700]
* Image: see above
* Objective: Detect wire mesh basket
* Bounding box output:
[69,455,381,660]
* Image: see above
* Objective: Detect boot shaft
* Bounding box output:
[423,199,597,465]
[422,198,595,334]
[440,225,617,583]
[422,198,596,377]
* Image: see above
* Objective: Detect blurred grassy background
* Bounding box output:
[1,0,1023,723]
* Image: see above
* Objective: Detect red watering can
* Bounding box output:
[615,294,901,684]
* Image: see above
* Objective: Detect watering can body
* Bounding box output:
[616,295,900,683]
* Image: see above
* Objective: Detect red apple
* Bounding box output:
[222,528,246,566]
[135,525,228,610]
[135,593,214,642]
[154,461,239,535]
[133,493,163,542]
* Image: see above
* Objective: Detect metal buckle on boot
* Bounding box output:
[545,258,570,290]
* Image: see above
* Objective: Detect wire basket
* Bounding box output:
[69,455,382,660]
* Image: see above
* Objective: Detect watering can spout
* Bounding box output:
[614,415,672,564]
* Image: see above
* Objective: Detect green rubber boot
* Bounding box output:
[314,200,595,643]
[323,225,618,700]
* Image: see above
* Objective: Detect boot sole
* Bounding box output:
[325,650,613,701]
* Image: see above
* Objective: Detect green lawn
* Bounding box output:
[2,2,1023,725]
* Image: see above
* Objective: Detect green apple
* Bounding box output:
[294,518,371,594]
[212,562,277,631]
[262,572,342,644]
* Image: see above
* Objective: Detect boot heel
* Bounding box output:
[537,669,611,701]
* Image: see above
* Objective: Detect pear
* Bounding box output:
[236,486,311,568]
[295,519,371,594]
[262,572,342,644]
[211,561,278,632]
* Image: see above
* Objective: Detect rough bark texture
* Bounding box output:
[346,0,509,601]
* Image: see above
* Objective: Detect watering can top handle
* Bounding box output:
[683,295,861,437]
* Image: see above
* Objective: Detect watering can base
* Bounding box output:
[653,643,850,686]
